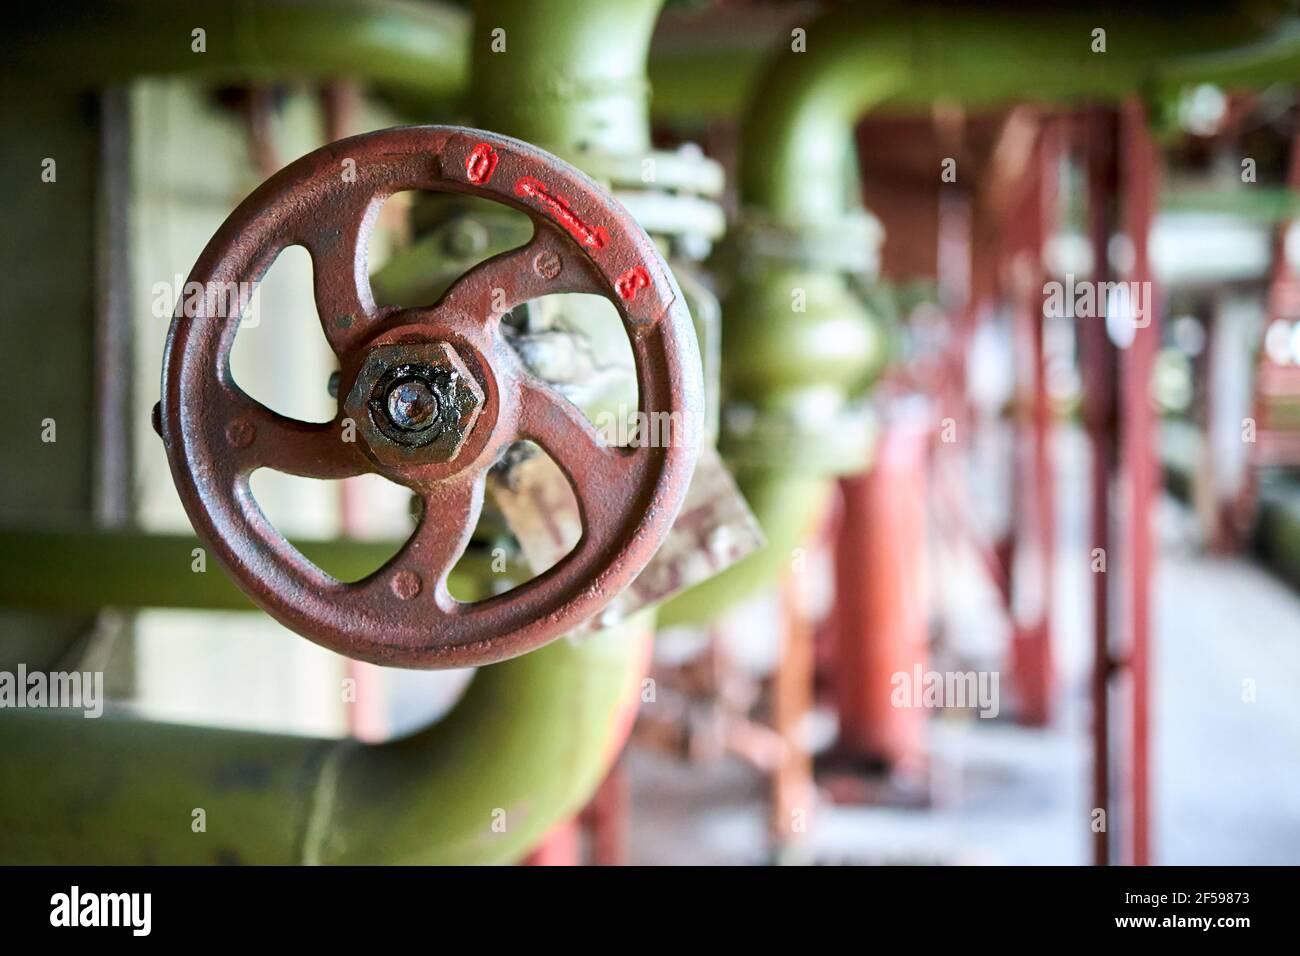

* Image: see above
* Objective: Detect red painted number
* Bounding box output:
[514,176,608,250]
[466,143,498,185]
[615,266,651,302]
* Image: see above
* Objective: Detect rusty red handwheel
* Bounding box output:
[160,126,702,668]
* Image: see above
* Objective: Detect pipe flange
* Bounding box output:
[729,207,884,275]
[721,400,878,475]
[581,144,726,197]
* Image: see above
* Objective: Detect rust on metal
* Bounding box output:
[159,126,703,669]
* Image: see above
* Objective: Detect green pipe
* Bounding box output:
[0,526,504,614]
[0,615,649,864]
[469,0,663,160]
[647,5,797,127]
[1258,478,1300,592]
[6,0,468,103]
[316,617,648,864]
[649,4,1297,127]
[1162,14,1300,88]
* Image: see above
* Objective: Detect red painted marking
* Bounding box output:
[466,143,498,185]
[514,176,608,249]
[615,266,650,302]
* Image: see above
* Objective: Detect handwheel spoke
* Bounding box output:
[220,384,369,480]
[303,190,390,356]
[380,470,486,613]
[515,376,641,539]
[436,222,606,325]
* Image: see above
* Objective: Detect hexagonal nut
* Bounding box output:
[343,341,486,469]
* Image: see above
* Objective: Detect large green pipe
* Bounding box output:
[0,523,649,864]
[0,614,649,864]
[13,1,1292,129]
[7,0,468,103]
[470,0,663,160]
[662,3,1289,625]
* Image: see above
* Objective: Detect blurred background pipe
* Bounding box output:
[7,0,469,108]
[661,1,1293,625]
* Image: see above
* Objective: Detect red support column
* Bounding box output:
[1002,118,1059,726]
[1119,99,1160,867]
[584,761,630,866]
[1083,106,1120,868]
[522,818,582,867]
[772,565,816,854]
[830,417,931,772]
[524,761,630,866]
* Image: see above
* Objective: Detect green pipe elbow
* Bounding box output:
[0,523,648,863]
[0,614,650,864]
[658,469,831,628]
[315,619,650,864]
[739,4,1279,224]
[469,0,665,160]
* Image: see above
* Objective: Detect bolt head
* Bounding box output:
[225,418,256,449]
[386,379,441,432]
[343,341,486,469]
[533,250,562,280]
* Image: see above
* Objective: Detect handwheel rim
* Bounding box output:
[160,126,702,668]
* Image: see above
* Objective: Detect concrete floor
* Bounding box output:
[627,431,1300,865]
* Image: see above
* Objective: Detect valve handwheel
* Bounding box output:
[160,126,702,668]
